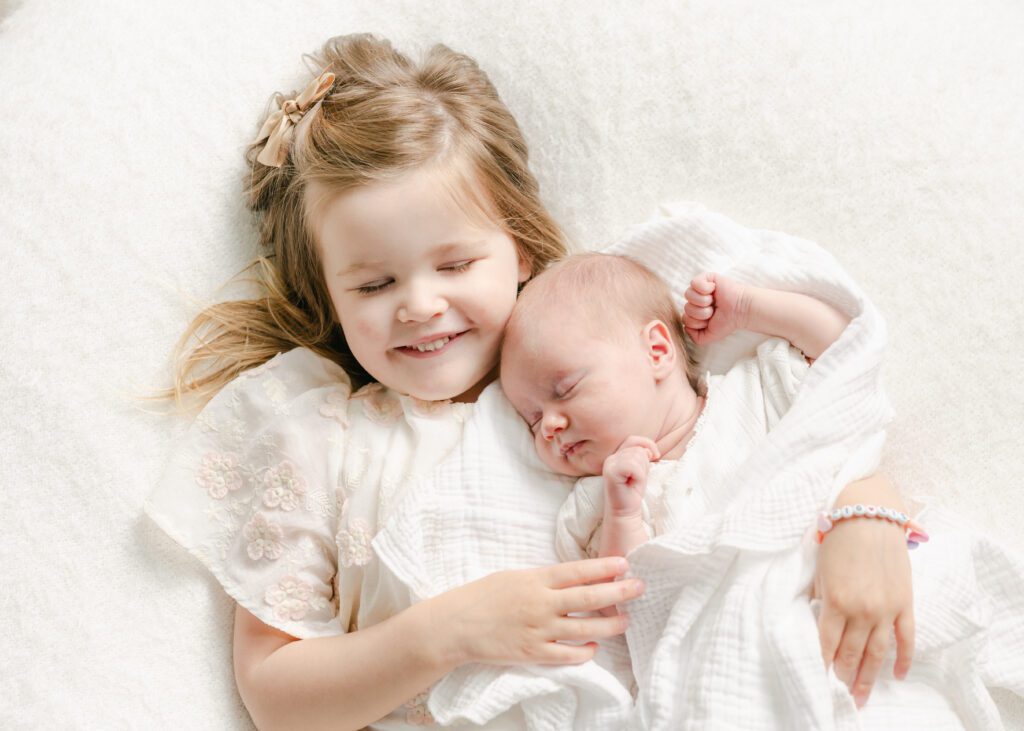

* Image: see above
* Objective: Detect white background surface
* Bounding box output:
[1,0,1021,727]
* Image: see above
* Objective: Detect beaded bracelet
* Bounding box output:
[815,504,929,549]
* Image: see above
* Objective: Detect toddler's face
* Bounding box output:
[502,315,662,477]
[314,166,530,402]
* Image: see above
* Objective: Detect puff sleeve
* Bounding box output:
[145,348,352,639]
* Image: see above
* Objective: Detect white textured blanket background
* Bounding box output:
[1,0,1021,727]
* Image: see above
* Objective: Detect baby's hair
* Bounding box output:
[505,253,700,389]
[155,33,568,413]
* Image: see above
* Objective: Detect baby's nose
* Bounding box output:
[540,414,565,441]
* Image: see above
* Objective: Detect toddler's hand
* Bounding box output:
[814,514,914,709]
[683,272,752,346]
[434,557,645,667]
[603,436,659,516]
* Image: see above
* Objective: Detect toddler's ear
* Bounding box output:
[643,320,676,380]
[517,254,532,284]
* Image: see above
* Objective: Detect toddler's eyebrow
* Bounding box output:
[335,240,486,277]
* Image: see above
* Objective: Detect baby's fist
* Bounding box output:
[603,436,659,514]
[683,272,751,346]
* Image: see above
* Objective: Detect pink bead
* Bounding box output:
[816,513,833,532]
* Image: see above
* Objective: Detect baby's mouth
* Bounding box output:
[560,440,584,458]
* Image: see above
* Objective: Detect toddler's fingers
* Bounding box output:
[833,622,870,687]
[555,613,630,643]
[684,286,713,307]
[545,557,629,589]
[851,625,889,708]
[537,641,599,666]
[818,606,844,671]
[556,577,644,615]
[893,610,915,680]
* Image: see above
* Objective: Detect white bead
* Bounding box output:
[842,505,854,519]
[853,503,866,515]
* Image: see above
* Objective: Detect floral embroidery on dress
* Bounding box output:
[344,442,371,491]
[264,575,326,621]
[262,375,288,405]
[261,460,307,511]
[354,383,402,425]
[244,513,284,560]
[408,397,450,418]
[319,385,352,426]
[403,691,436,726]
[195,451,245,499]
[336,518,374,567]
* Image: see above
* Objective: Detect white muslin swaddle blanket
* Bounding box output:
[373,205,1024,730]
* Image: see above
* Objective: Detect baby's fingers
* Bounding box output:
[684,286,713,307]
[689,272,717,296]
[618,435,660,461]
[683,302,714,323]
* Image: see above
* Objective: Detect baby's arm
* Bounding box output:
[684,273,850,360]
[599,437,659,563]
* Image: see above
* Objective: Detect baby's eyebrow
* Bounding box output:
[553,370,584,396]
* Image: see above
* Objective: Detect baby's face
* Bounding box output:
[501,316,661,477]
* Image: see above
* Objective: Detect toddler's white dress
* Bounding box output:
[144,347,523,730]
[555,337,808,563]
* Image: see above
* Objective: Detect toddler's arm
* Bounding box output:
[683,273,850,360]
[234,558,644,730]
[599,437,659,564]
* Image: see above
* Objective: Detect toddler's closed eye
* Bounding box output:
[440,259,475,273]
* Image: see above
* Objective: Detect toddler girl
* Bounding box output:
[147,34,641,731]
[146,33,916,729]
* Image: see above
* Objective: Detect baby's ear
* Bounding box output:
[643,320,676,379]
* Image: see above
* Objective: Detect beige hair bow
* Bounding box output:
[252,71,336,168]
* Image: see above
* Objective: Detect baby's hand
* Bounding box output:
[683,272,752,346]
[602,436,659,516]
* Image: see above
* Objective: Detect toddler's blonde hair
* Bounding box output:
[505,253,701,389]
[157,33,567,413]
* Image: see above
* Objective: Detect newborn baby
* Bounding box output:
[500,252,849,569]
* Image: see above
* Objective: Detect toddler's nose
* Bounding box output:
[397,281,447,323]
